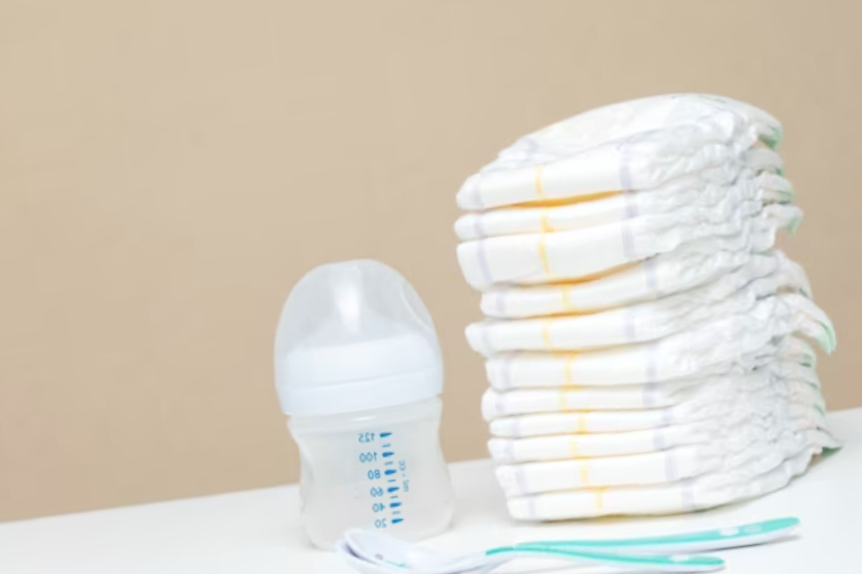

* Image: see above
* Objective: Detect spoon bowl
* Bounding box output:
[343,529,724,574]
[336,539,491,574]
[345,529,485,573]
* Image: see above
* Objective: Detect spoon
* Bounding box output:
[342,529,723,574]
[520,517,801,554]
[340,517,800,574]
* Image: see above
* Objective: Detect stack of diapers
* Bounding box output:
[455,94,839,522]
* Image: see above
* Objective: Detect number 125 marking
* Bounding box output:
[358,433,375,443]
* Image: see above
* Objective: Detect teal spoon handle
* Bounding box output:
[516,517,799,554]
[486,546,723,573]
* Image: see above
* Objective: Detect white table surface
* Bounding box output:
[2,408,861,574]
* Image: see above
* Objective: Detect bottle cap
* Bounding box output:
[275,260,442,416]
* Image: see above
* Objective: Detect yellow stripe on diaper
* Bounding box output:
[564,352,577,386]
[562,404,589,435]
[559,353,575,411]
[540,210,554,233]
[534,165,554,278]
[510,189,623,209]
[595,487,606,512]
[561,285,575,312]
[567,434,579,458]
[558,386,568,411]
[538,234,551,276]
[579,459,591,486]
[535,164,546,199]
[561,353,589,434]
[542,320,555,350]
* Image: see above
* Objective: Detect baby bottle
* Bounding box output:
[275,260,455,549]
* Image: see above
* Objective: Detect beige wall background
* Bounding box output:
[1,0,860,522]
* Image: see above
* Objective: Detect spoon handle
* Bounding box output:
[486,546,723,573]
[516,517,799,554]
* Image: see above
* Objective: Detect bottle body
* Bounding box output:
[289,396,455,549]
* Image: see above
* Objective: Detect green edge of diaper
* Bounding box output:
[787,213,803,235]
[820,321,837,353]
[768,126,784,150]
[774,187,795,204]
[813,322,835,355]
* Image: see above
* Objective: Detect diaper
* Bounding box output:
[488,403,825,462]
[494,422,835,496]
[485,298,834,389]
[468,271,809,354]
[505,445,833,521]
[457,94,782,211]
[456,169,790,241]
[457,203,800,289]
[481,247,804,319]
[483,360,822,420]
[487,364,824,454]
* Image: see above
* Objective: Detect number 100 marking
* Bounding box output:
[359,452,378,463]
